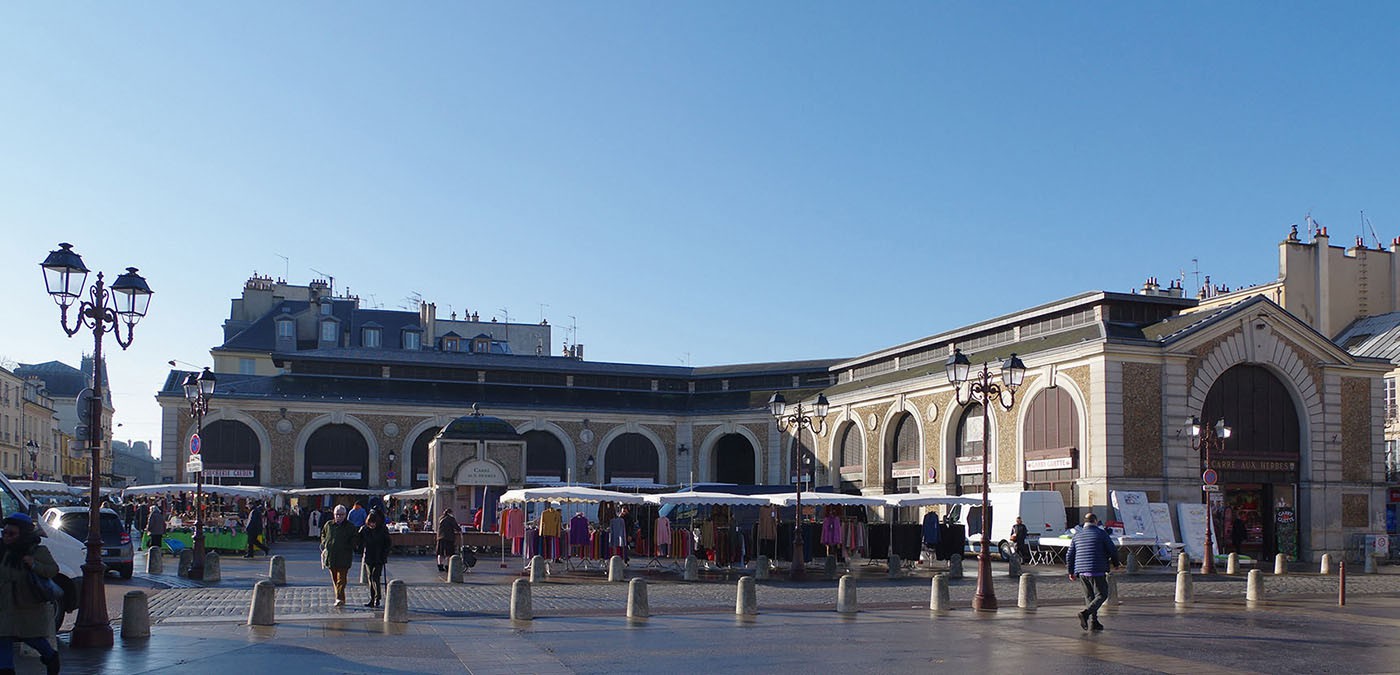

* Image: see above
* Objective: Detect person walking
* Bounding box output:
[0,512,62,674]
[1010,516,1031,563]
[1067,512,1120,631]
[321,505,356,607]
[244,502,270,558]
[435,508,459,572]
[357,510,392,607]
[146,502,166,554]
[348,502,368,529]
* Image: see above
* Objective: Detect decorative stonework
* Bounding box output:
[1341,493,1369,528]
[1340,378,1372,482]
[1122,363,1163,477]
[1060,366,1092,411]
[383,422,399,437]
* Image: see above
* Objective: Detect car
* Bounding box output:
[0,473,85,630]
[42,505,135,579]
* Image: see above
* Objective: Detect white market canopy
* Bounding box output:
[11,480,82,497]
[643,492,774,507]
[498,486,646,505]
[387,487,434,500]
[124,483,282,499]
[285,487,386,497]
[881,494,982,508]
[760,492,888,507]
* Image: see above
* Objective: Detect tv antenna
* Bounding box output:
[274,254,289,280]
[309,268,334,296]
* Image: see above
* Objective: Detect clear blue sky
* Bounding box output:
[3,3,1398,458]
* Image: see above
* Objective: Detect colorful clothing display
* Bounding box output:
[821,514,842,546]
[567,513,591,547]
[654,517,671,546]
[540,507,562,538]
[757,506,778,540]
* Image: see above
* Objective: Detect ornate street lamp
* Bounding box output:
[1186,415,1230,575]
[769,391,829,581]
[946,348,1026,611]
[183,367,216,580]
[40,242,153,648]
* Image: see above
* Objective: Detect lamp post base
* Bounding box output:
[972,550,998,611]
[791,535,806,581]
[70,561,113,648]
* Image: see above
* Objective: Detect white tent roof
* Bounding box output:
[498,486,646,504]
[124,483,282,499]
[11,480,82,497]
[643,492,774,507]
[387,487,434,500]
[759,492,888,507]
[881,494,982,507]
[284,487,385,497]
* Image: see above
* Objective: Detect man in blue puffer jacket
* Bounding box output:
[1067,512,1120,631]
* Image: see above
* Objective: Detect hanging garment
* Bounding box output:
[821,515,842,546]
[540,508,563,538]
[758,506,777,540]
[308,509,322,538]
[568,513,591,547]
[654,517,671,546]
[922,511,941,548]
[609,516,628,549]
[700,520,715,549]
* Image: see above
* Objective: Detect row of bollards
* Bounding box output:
[246,578,410,626]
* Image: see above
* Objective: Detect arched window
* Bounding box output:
[713,434,756,485]
[787,429,817,488]
[954,404,986,495]
[304,423,369,489]
[524,430,567,483]
[888,413,921,492]
[604,432,659,485]
[200,420,260,486]
[838,423,863,471]
[410,427,436,488]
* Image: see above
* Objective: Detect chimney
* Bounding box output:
[575,344,584,360]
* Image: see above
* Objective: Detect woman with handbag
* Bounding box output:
[357,510,392,608]
[0,512,61,674]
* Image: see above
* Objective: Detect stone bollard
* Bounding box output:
[529,555,545,583]
[510,578,533,621]
[736,577,757,615]
[683,555,699,581]
[1177,552,1190,571]
[1125,552,1140,575]
[448,555,464,583]
[1106,574,1121,607]
[836,574,858,614]
[824,556,839,580]
[1365,554,1377,575]
[178,548,194,577]
[269,555,287,586]
[627,578,650,618]
[120,591,151,639]
[1320,553,1333,575]
[145,549,163,575]
[755,555,771,581]
[1174,571,1193,604]
[1246,569,1263,604]
[204,552,221,583]
[384,579,408,623]
[948,554,964,580]
[248,580,276,626]
[930,574,951,611]
[1227,553,1239,575]
[608,555,626,582]
[1017,573,1037,610]
[1007,554,1022,578]
[1274,553,1287,576]
[887,554,901,579]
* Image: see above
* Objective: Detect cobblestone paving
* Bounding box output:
[145,569,1400,622]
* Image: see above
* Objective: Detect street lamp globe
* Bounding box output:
[1001,353,1027,389]
[39,243,89,307]
[768,391,787,417]
[109,267,153,322]
[945,348,972,385]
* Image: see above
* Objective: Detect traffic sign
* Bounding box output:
[386,471,397,480]
[186,456,204,474]
[190,433,201,456]
[1202,484,1220,492]
[1202,469,1218,485]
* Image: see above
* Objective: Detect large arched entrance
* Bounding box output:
[1022,387,1080,508]
[953,403,987,496]
[835,422,864,491]
[787,429,817,490]
[410,427,436,488]
[1200,364,1302,561]
[712,434,756,485]
[304,423,370,489]
[524,430,568,484]
[886,413,920,493]
[200,420,261,486]
[604,432,659,485]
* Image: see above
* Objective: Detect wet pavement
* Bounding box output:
[18,541,1400,673]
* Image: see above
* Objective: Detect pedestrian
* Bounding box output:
[244,502,270,558]
[435,508,459,572]
[320,504,356,607]
[357,510,392,608]
[136,500,150,548]
[1067,512,1120,631]
[0,512,62,674]
[147,501,166,553]
[1010,516,1031,563]
[1230,514,1248,554]
[348,502,368,529]
[265,506,279,545]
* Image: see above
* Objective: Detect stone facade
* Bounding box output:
[1340,377,1372,483]
[1121,362,1162,478]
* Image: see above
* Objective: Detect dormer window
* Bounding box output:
[362,327,382,348]
[320,320,339,344]
[320,300,332,316]
[402,330,421,350]
[276,318,295,339]
[444,337,460,352]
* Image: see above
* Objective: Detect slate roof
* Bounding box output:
[1335,312,1400,363]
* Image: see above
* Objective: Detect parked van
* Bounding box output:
[950,490,1067,561]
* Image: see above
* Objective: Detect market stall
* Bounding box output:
[124,482,282,552]
[498,486,647,569]
[640,491,774,568]
[754,492,888,568]
[881,494,981,565]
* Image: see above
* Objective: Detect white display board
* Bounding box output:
[1111,490,1156,538]
[1148,502,1176,544]
[1177,503,1220,561]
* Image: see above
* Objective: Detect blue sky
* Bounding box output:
[3,3,1398,457]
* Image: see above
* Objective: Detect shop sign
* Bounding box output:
[205,469,254,478]
[891,463,921,479]
[1026,457,1074,471]
[454,459,507,485]
[612,476,657,486]
[526,475,562,484]
[312,471,361,480]
[839,465,864,478]
[415,472,429,482]
[955,460,984,476]
[1213,459,1297,472]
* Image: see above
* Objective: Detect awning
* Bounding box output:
[643,492,774,507]
[11,480,82,497]
[498,486,646,505]
[123,483,283,499]
[387,487,434,500]
[284,487,386,497]
[758,491,888,507]
[881,494,982,508]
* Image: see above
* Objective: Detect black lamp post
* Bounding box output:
[387,450,398,487]
[768,391,829,581]
[40,242,153,649]
[946,348,1026,612]
[183,367,216,580]
[27,440,39,480]
[1186,415,1230,575]
[677,443,690,487]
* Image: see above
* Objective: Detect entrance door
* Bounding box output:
[1224,485,1271,560]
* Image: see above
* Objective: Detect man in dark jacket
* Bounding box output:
[1067,512,1119,631]
[244,502,271,558]
[356,510,392,607]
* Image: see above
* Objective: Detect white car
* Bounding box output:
[0,473,85,628]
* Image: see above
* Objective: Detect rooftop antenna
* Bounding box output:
[538,303,549,323]
[680,352,691,366]
[1363,210,1381,248]
[274,253,289,280]
[1305,212,1319,238]
[309,267,334,297]
[498,307,510,343]
[1191,258,1201,295]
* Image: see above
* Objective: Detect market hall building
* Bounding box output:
[157,259,1392,563]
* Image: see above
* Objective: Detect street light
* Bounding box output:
[387,449,398,487]
[1186,415,1230,575]
[182,367,216,580]
[40,242,153,649]
[677,443,690,487]
[26,440,39,480]
[769,391,829,581]
[946,348,1026,611]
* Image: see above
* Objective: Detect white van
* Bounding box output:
[951,490,1067,561]
[0,472,85,629]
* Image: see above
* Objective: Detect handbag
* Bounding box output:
[28,571,62,604]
